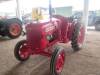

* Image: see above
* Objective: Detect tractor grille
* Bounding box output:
[26,24,42,49]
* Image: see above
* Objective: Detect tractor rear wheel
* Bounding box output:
[7,18,22,39]
[71,23,85,52]
[50,46,65,75]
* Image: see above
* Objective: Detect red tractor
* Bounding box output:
[14,1,85,75]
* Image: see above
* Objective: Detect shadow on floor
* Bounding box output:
[4,59,51,75]
[4,45,73,75]
[0,36,11,42]
[30,60,51,75]
[4,62,26,75]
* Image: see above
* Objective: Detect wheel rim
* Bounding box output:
[19,43,29,59]
[78,26,85,45]
[55,51,65,73]
[9,23,21,36]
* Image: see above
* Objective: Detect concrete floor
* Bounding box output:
[0,30,100,75]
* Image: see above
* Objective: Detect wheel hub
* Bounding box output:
[56,51,65,73]
[9,23,21,36]
[19,44,29,59]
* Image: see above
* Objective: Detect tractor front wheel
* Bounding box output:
[50,47,65,75]
[14,40,30,61]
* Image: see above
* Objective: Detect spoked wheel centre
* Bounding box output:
[18,43,29,59]
[55,51,65,73]
[9,23,21,36]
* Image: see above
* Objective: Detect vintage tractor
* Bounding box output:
[0,17,22,39]
[14,1,85,75]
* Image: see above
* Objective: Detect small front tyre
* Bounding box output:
[14,40,30,61]
[50,47,65,75]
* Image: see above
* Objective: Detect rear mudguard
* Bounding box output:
[52,15,75,42]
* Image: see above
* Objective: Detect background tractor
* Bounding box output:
[0,17,22,39]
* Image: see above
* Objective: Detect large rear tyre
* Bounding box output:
[14,40,30,61]
[7,18,22,39]
[50,47,65,75]
[71,23,85,52]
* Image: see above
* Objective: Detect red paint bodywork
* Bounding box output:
[25,15,76,57]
